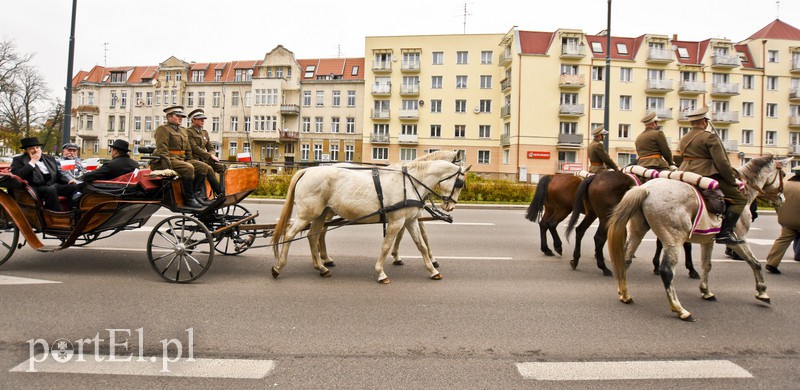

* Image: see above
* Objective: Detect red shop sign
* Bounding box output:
[527,151,550,159]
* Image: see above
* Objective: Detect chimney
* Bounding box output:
[672,34,678,41]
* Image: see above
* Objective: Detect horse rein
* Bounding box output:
[741,160,785,203]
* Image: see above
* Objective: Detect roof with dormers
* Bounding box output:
[296,58,364,80]
[517,31,555,55]
[584,34,642,60]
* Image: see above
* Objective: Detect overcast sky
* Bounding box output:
[1,0,798,103]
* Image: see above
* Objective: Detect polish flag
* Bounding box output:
[236,152,252,162]
[59,160,75,171]
[85,161,99,171]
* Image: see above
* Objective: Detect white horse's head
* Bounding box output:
[740,155,791,208]
[437,164,471,212]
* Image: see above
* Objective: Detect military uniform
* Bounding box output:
[635,130,674,170]
[152,105,204,209]
[587,139,619,173]
[186,109,224,197]
[766,178,800,272]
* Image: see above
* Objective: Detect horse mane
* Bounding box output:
[414,150,460,163]
[738,155,774,183]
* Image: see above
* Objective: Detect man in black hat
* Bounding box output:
[81,139,139,183]
[58,142,85,181]
[10,137,78,212]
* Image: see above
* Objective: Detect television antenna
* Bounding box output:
[102,42,109,67]
[462,3,472,34]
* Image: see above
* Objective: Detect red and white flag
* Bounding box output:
[236,152,252,162]
[59,160,75,171]
[85,161,98,171]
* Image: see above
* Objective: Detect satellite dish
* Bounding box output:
[671,45,678,51]
[151,79,158,86]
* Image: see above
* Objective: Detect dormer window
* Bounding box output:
[591,42,603,53]
[110,72,126,83]
[677,47,690,58]
[616,43,628,55]
[304,65,315,78]
[351,66,359,76]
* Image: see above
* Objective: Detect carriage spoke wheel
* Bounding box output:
[0,212,19,266]
[147,215,213,283]
[213,204,256,255]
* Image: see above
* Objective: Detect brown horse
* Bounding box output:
[525,174,582,257]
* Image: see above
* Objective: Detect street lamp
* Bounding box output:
[62,0,78,148]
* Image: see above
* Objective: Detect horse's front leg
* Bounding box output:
[418,220,438,268]
[698,241,715,300]
[683,242,699,279]
[308,217,331,277]
[376,219,405,284]
[319,210,336,268]
[405,218,441,280]
[391,226,406,266]
[571,214,596,270]
[660,244,692,321]
[729,242,770,304]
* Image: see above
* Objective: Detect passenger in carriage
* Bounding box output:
[677,107,747,245]
[150,106,204,209]
[587,126,619,173]
[10,137,78,212]
[58,142,85,181]
[186,109,224,202]
[80,139,138,184]
[634,112,677,172]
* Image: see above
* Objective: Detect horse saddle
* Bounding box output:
[690,188,725,236]
[700,188,726,215]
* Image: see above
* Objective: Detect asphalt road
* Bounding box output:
[0,202,798,389]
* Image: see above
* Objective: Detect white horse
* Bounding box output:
[271,159,470,283]
[317,150,462,269]
[607,156,788,321]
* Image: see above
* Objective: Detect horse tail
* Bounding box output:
[607,186,649,281]
[526,175,553,222]
[271,168,308,258]
[566,175,594,238]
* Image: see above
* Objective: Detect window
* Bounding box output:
[304,65,316,78]
[559,122,577,134]
[768,50,779,63]
[646,96,665,111]
[330,144,339,161]
[561,64,579,75]
[347,90,356,107]
[120,92,127,108]
[480,75,492,89]
[677,47,690,58]
[198,92,205,107]
[591,94,604,109]
[212,117,220,132]
[303,91,311,106]
[478,150,490,164]
[591,42,603,53]
[680,98,697,113]
[118,116,125,132]
[456,51,468,64]
[187,92,194,107]
[314,144,323,161]
[430,124,441,137]
[316,91,324,107]
[244,117,251,132]
[431,76,443,89]
[679,127,691,137]
[230,117,238,132]
[372,147,388,160]
[351,66,359,76]
[558,151,577,169]
[134,116,141,131]
[479,100,492,113]
[145,92,152,106]
[742,102,754,117]
[301,117,310,133]
[345,145,354,162]
[479,125,491,138]
[620,67,632,82]
[108,115,115,131]
[791,131,800,145]
[245,91,251,107]
[766,103,778,118]
[560,93,578,105]
[742,129,754,145]
[231,91,239,107]
[616,43,628,55]
[432,51,443,65]
[192,70,204,82]
[766,130,777,145]
[314,117,323,133]
[110,91,117,107]
[400,148,417,161]
[331,117,340,133]
[401,124,417,135]
[346,117,355,133]
[301,144,310,161]
[455,99,466,113]
[592,66,604,81]
[619,95,631,110]
[456,75,467,89]
[430,99,442,113]
[332,91,341,107]
[212,92,221,107]
[454,125,466,138]
[743,75,754,90]
[234,69,252,82]
[617,153,632,167]
[144,116,152,131]
[503,149,509,165]
[228,142,237,156]
[481,50,493,64]
[618,124,630,139]
[767,76,778,90]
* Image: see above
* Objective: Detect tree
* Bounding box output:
[0,39,31,94]
[39,99,65,154]
[0,39,49,149]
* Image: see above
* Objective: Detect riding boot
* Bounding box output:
[192,175,213,206]
[715,210,744,245]
[181,179,204,210]
[218,169,226,194]
[207,171,223,197]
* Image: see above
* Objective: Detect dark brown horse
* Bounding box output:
[526,174,582,256]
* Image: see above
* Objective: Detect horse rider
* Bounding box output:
[10,137,78,212]
[151,105,204,209]
[587,126,619,173]
[677,106,747,245]
[635,112,677,172]
[764,166,800,274]
[186,108,224,202]
[58,142,86,181]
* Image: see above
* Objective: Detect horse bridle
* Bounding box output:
[744,160,785,203]
[432,168,467,205]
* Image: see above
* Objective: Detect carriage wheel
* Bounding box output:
[213,204,256,255]
[147,215,214,283]
[0,212,19,266]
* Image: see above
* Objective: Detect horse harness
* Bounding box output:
[737,161,785,204]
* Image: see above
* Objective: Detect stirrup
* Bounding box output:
[715,233,744,245]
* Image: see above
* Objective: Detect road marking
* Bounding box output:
[516,360,752,381]
[11,354,275,379]
[0,275,61,285]
[642,238,774,246]
[402,256,513,261]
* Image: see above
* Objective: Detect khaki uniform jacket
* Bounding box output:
[153,123,192,170]
[677,126,737,186]
[587,139,619,173]
[777,180,800,230]
[635,128,674,169]
[187,125,214,162]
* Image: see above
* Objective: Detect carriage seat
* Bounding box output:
[90,169,161,193]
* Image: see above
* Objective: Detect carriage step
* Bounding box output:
[34,245,65,253]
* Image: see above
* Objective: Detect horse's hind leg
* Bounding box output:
[652,240,664,275]
[698,241,715,300]
[391,226,406,266]
[539,220,554,257]
[683,242,699,279]
[660,244,693,321]
[571,214,596,270]
[729,243,770,303]
[405,219,441,280]
[594,219,612,277]
[308,217,331,277]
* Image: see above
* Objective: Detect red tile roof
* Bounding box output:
[518,31,554,55]
[297,58,364,80]
[672,40,703,65]
[128,66,158,83]
[584,35,640,60]
[71,70,88,87]
[748,19,800,40]
[734,44,756,69]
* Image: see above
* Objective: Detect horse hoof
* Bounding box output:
[602,269,613,277]
[619,296,633,304]
[680,314,696,322]
[688,270,700,279]
[653,269,660,275]
[323,261,336,268]
[432,261,439,268]
[320,270,332,278]
[756,295,771,304]
[543,250,555,257]
[431,273,443,280]
[378,278,391,284]
[702,295,717,301]
[555,248,563,256]
[392,260,404,266]
[271,267,280,279]
[569,260,578,270]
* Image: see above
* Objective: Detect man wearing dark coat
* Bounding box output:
[81,139,139,183]
[10,137,78,212]
[587,126,619,173]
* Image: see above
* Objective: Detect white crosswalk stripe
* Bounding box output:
[516,360,752,381]
[0,275,61,285]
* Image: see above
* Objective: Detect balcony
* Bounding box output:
[280,130,299,141]
[559,104,585,117]
[790,88,800,101]
[77,129,98,139]
[645,79,674,93]
[246,131,279,141]
[370,133,389,144]
[398,134,418,144]
[557,133,583,148]
[72,105,99,114]
[372,61,392,72]
[500,133,510,146]
[280,104,300,115]
[711,54,740,68]
[398,109,419,120]
[560,44,586,59]
[649,108,673,120]
[371,109,390,120]
[401,61,421,72]
[559,74,585,89]
[371,83,391,95]
[647,48,674,63]
[501,77,512,92]
[499,52,512,66]
[712,111,739,123]
[399,85,420,95]
[791,58,800,73]
[679,81,706,95]
[789,116,800,128]
[789,144,800,155]
[722,139,738,152]
[501,104,511,118]
[710,82,740,96]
